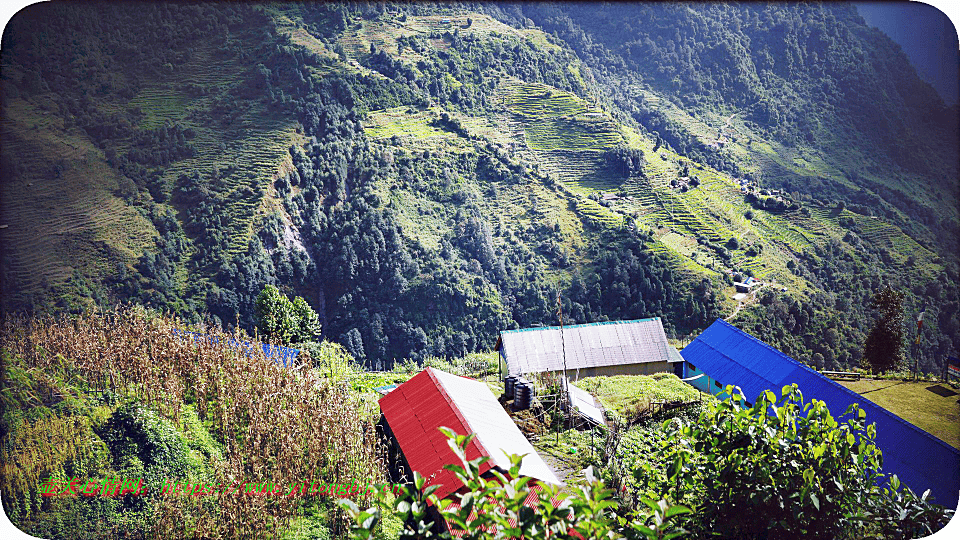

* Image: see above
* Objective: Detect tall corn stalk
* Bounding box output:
[1,306,386,539]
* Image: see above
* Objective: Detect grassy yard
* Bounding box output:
[575,373,705,418]
[837,379,960,449]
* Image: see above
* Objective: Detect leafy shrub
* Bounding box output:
[639,384,954,539]
[96,402,189,485]
[254,285,322,345]
[340,426,691,539]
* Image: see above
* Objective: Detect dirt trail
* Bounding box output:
[726,282,770,321]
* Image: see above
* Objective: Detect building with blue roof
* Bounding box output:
[681,319,960,507]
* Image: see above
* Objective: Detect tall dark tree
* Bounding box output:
[862,286,905,373]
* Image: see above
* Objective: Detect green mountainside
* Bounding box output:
[1,2,957,376]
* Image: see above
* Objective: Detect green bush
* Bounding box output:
[254,285,322,345]
[643,384,954,539]
[95,402,190,487]
[339,427,690,539]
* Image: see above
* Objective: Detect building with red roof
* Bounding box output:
[378,367,562,502]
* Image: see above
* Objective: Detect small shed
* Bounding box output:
[378,367,561,501]
[495,318,684,381]
[681,319,960,506]
[734,277,759,293]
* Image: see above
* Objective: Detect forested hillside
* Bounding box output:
[2,1,957,376]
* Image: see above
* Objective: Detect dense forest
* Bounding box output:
[1,1,957,376]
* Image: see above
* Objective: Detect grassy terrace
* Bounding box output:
[501,82,621,152]
[365,107,450,140]
[525,117,621,151]
[837,379,960,449]
[503,82,589,119]
[575,373,707,418]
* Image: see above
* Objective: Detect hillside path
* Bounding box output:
[726,282,770,321]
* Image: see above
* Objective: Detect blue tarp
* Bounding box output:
[171,329,300,367]
[374,384,398,395]
[681,319,960,507]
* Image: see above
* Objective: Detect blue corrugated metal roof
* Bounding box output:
[682,319,960,507]
[171,329,300,367]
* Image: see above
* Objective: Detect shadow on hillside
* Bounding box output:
[925,384,959,398]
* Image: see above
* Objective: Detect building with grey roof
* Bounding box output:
[494,318,684,381]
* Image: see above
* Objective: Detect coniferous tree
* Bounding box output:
[862,286,905,373]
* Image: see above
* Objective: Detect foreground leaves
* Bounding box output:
[340,426,689,539]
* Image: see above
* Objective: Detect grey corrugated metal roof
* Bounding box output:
[430,369,562,486]
[497,318,677,376]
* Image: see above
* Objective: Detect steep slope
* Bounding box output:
[1,2,956,376]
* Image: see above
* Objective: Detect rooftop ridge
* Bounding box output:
[500,317,662,335]
[712,319,804,367]
[426,367,496,462]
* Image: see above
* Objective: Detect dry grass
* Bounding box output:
[837,379,960,449]
[0,306,385,539]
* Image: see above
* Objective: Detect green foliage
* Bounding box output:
[95,402,190,487]
[305,340,361,384]
[862,286,906,374]
[339,427,691,539]
[254,285,322,345]
[640,384,954,539]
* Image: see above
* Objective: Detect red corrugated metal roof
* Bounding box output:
[379,368,488,500]
[379,367,560,501]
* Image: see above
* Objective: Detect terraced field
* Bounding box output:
[503,82,589,119]
[365,107,448,139]
[575,197,623,229]
[537,150,622,193]
[403,13,561,52]
[658,232,720,275]
[502,82,621,150]
[647,236,705,279]
[497,81,628,198]
[845,213,940,276]
[525,116,621,151]
[0,103,156,307]
[124,44,302,257]
[750,211,813,252]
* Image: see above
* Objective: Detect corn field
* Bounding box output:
[0,306,386,539]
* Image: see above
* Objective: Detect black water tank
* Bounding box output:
[504,376,518,400]
[513,378,534,411]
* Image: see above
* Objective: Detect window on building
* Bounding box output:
[687,362,696,371]
[715,380,722,389]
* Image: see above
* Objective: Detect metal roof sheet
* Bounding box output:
[498,318,674,376]
[566,379,605,425]
[171,329,300,366]
[430,369,561,487]
[682,319,960,507]
[379,368,561,500]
